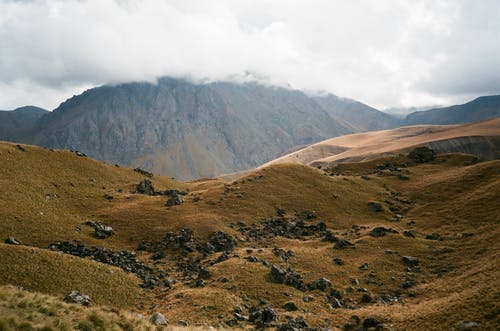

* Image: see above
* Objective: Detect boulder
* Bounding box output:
[426,232,442,240]
[5,237,20,245]
[86,221,114,239]
[136,179,155,195]
[368,201,383,212]
[369,227,398,237]
[283,301,298,311]
[208,231,237,252]
[310,278,331,291]
[402,256,419,267]
[134,167,153,178]
[270,265,287,283]
[166,193,184,206]
[64,291,91,306]
[150,312,169,326]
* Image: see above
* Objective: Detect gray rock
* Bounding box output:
[64,291,91,306]
[456,321,480,330]
[283,301,298,311]
[368,201,383,212]
[151,312,169,326]
[310,277,331,291]
[409,146,436,163]
[5,237,20,245]
[402,256,419,267]
[270,264,287,283]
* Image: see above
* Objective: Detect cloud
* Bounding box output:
[0,0,499,110]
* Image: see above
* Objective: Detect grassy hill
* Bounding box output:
[0,140,498,330]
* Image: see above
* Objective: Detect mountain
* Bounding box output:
[404,95,500,125]
[313,94,399,131]
[262,118,500,169]
[4,78,396,179]
[0,106,48,142]
[1,140,498,329]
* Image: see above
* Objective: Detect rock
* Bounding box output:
[134,167,153,178]
[86,221,114,239]
[343,315,361,331]
[360,293,373,303]
[248,305,278,326]
[195,279,206,287]
[104,193,114,201]
[246,256,259,262]
[5,237,20,245]
[310,278,331,291]
[409,146,436,163]
[283,301,298,311]
[150,312,169,326]
[177,320,189,327]
[277,317,309,331]
[74,150,87,157]
[136,179,155,195]
[208,231,237,252]
[302,295,313,302]
[166,193,184,206]
[403,230,416,238]
[369,227,398,237]
[426,232,442,240]
[456,321,480,330]
[325,232,354,249]
[362,317,383,329]
[334,257,345,265]
[359,262,369,270]
[270,265,287,283]
[151,251,165,260]
[402,256,419,267]
[368,201,383,212]
[401,280,417,289]
[330,297,343,308]
[16,144,26,152]
[64,291,91,306]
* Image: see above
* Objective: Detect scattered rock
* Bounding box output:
[4,237,20,245]
[166,192,184,206]
[208,231,237,252]
[409,146,436,163]
[195,279,206,287]
[303,295,313,302]
[283,301,298,311]
[134,167,153,178]
[85,221,114,239]
[74,150,87,157]
[136,179,156,195]
[104,193,114,201]
[64,291,91,306]
[309,278,331,291]
[368,201,383,212]
[426,232,442,240]
[403,230,416,238]
[277,317,309,331]
[369,227,398,237]
[270,264,287,283]
[151,312,169,326]
[359,262,369,271]
[343,315,361,331]
[334,257,345,265]
[178,320,189,327]
[360,293,373,303]
[15,144,26,152]
[456,321,480,330]
[363,317,383,329]
[248,305,278,327]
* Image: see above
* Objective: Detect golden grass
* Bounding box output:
[0,140,499,330]
[0,244,143,309]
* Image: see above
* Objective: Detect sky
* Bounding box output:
[1,0,500,111]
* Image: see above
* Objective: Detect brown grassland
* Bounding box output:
[0,138,499,330]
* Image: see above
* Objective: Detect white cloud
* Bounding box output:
[0,0,499,110]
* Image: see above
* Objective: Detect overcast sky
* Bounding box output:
[1,0,500,111]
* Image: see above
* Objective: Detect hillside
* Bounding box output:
[0,141,498,330]
[404,95,500,125]
[0,78,397,180]
[263,118,500,169]
[0,106,48,142]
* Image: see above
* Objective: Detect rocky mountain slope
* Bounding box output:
[404,95,500,125]
[1,78,395,180]
[0,106,48,142]
[0,140,498,330]
[262,118,500,169]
